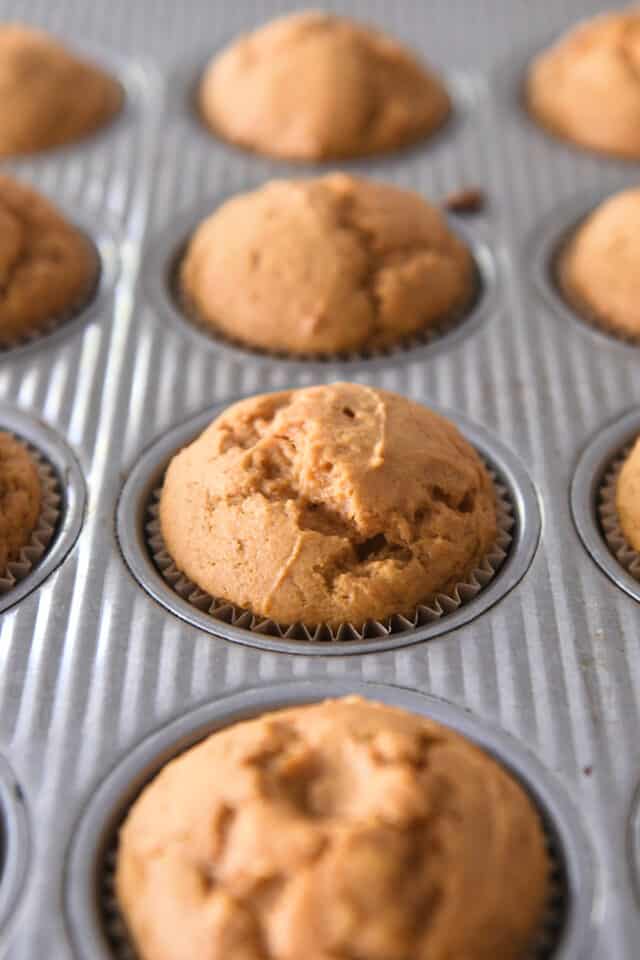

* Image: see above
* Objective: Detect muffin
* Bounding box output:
[198,11,450,161]
[159,384,498,628]
[558,187,640,340]
[0,24,122,156]
[616,437,640,552]
[526,10,640,159]
[0,174,99,346]
[116,696,549,960]
[0,431,41,573]
[180,174,474,356]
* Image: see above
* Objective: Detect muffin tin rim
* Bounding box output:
[64,678,596,960]
[571,407,640,605]
[0,404,87,614]
[0,202,122,361]
[116,395,541,656]
[0,754,30,954]
[142,192,499,372]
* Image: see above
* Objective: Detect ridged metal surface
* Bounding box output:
[0,1,637,957]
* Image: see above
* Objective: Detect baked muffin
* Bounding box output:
[0,431,41,573]
[0,24,122,156]
[199,11,450,161]
[0,174,99,346]
[526,10,640,159]
[180,174,474,356]
[558,187,640,340]
[159,384,498,627]
[116,696,549,960]
[616,437,640,552]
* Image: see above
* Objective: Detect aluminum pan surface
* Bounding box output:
[0,1,637,958]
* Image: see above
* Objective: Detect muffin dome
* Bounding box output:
[558,187,640,340]
[199,10,450,160]
[180,174,474,356]
[617,437,640,552]
[0,174,99,346]
[0,431,41,572]
[0,24,122,156]
[116,696,549,960]
[526,10,640,159]
[159,384,497,627]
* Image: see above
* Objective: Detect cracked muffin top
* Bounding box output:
[180,174,474,357]
[0,174,99,346]
[0,24,122,157]
[558,187,640,340]
[198,11,450,161]
[617,437,640,552]
[116,696,549,960]
[526,9,640,159]
[0,431,41,573]
[159,383,497,627]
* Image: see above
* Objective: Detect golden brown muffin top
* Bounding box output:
[617,437,640,552]
[116,696,549,960]
[0,174,99,346]
[527,9,640,158]
[559,187,640,340]
[180,174,474,356]
[159,384,497,627]
[199,10,450,160]
[0,23,122,156]
[0,431,41,572]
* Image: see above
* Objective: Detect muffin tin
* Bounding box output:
[0,1,638,958]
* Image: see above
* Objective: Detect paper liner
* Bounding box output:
[0,235,101,353]
[554,238,640,348]
[171,246,483,364]
[0,438,62,594]
[598,444,640,583]
[98,775,566,960]
[145,470,513,643]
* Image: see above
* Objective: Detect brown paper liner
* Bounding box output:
[98,759,566,960]
[0,236,100,352]
[555,242,640,348]
[172,248,482,363]
[0,439,61,594]
[145,470,513,643]
[598,444,640,582]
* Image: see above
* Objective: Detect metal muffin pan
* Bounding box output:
[65,679,595,960]
[0,757,29,958]
[117,398,539,654]
[571,408,640,605]
[0,404,86,615]
[1,1,639,957]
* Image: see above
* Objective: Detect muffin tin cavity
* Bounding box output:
[65,681,592,960]
[0,205,119,359]
[117,398,540,655]
[142,196,497,372]
[571,408,640,604]
[0,405,86,613]
[0,756,29,954]
[529,191,640,351]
